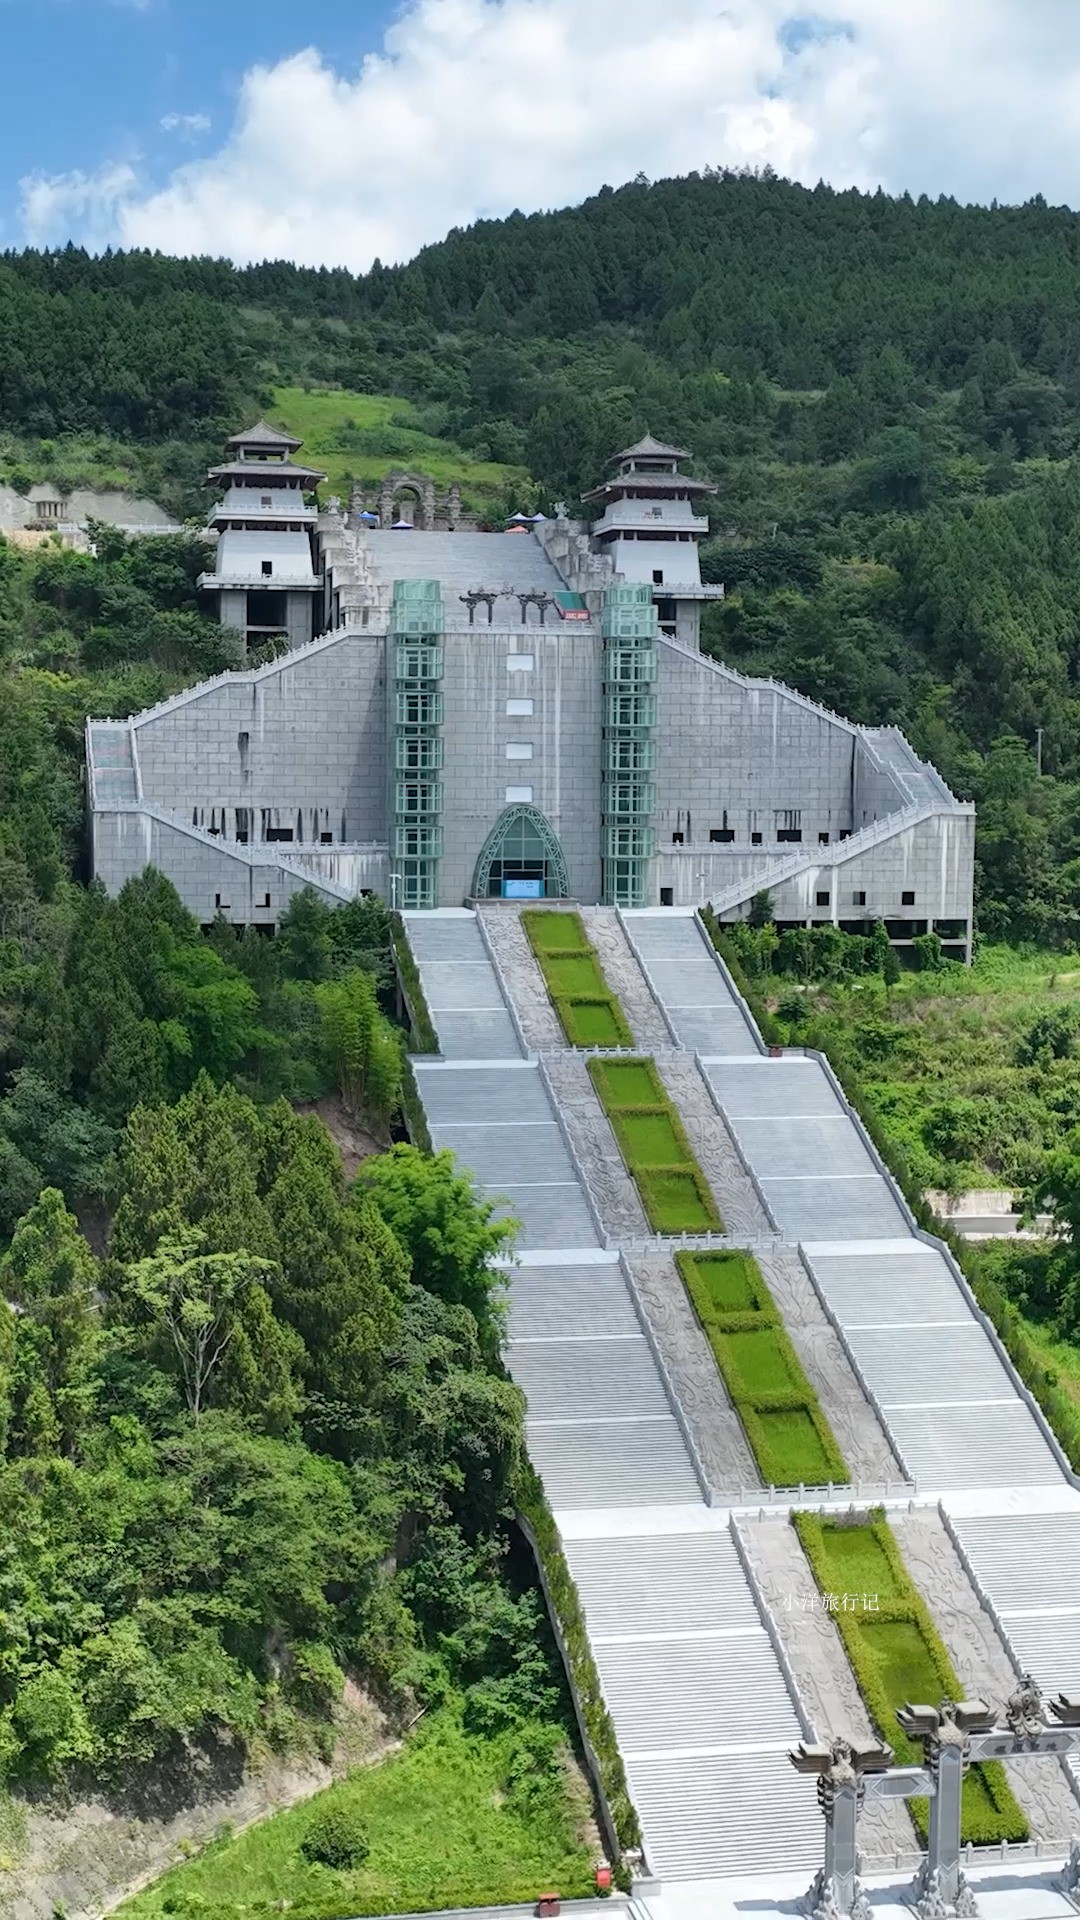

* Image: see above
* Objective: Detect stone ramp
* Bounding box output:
[892,1508,1080,1842]
[622,913,761,1054]
[403,910,521,1058]
[565,1528,821,1880]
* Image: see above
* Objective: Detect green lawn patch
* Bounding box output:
[523,908,591,955]
[590,1059,657,1105]
[544,954,607,995]
[610,1109,686,1163]
[522,910,634,1050]
[113,1709,596,1920]
[793,1510,1028,1846]
[587,1056,724,1233]
[677,1249,848,1486]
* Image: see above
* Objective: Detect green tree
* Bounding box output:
[357,1146,516,1354]
[125,1231,275,1423]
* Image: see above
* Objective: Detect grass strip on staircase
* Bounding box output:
[677,1250,849,1486]
[793,1509,1028,1847]
[587,1055,723,1232]
[521,909,634,1049]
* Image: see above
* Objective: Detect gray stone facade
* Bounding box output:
[86,430,975,946]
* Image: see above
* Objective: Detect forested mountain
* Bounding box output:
[7,172,1080,945]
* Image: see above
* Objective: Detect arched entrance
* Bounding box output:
[472,806,570,900]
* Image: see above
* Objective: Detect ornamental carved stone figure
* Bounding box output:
[1005,1672,1045,1741]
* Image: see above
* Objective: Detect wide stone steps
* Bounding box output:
[566,1527,819,1880]
[622,912,761,1054]
[951,1513,1080,1694]
[398,905,1075,1890]
[403,911,522,1058]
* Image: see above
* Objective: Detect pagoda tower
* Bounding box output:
[199,421,327,652]
[583,435,723,646]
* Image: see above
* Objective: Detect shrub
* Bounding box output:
[677,1251,848,1486]
[390,913,439,1053]
[300,1801,370,1869]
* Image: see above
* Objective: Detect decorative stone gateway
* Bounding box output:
[797,1687,1080,1920]
[350,471,479,531]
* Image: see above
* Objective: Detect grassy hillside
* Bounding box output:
[268,386,531,514]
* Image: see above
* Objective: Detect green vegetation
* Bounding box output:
[587,1057,722,1232]
[390,911,440,1053]
[522,909,634,1050]
[114,1708,595,1920]
[677,1251,848,1486]
[793,1511,1027,1846]
[269,386,530,515]
[516,1460,640,1853]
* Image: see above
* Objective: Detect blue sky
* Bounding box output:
[1,2,1077,272]
[0,0,393,246]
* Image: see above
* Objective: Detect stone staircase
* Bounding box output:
[400,905,1080,1889]
[401,910,823,1880]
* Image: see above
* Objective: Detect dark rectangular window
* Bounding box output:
[320,832,334,844]
[818,831,829,844]
[265,826,294,843]
[901,889,916,906]
[839,829,852,841]
[853,890,866,907]
[261,560,273,577]
[660,886,674,906]
[652,569,664,585]
[751,831,762,845]
[671,831,684,845]
[710,827,735,843]
[777,828,803,844]
[816,891,830,907]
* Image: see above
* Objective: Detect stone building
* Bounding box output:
[87,425,975,955]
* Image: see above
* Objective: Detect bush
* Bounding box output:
[678,1251,848,1486]
[300,1801,370,1869]
[391,914,439,1053]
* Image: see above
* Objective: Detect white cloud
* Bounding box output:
[17,0,1080,268]
[20,161,139,250]
[160,112,212,136]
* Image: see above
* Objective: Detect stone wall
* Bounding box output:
[440,623,604,903]
[90,810,367,925]
[133,632,388,845]
[654,640,857,847]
